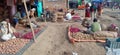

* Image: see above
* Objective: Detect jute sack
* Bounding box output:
[93,31,118,40]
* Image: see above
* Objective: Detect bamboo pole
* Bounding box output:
[23,0,36,42]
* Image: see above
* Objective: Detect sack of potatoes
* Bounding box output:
[93,31,118,40]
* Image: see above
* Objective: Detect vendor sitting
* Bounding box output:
[13,11,22,28]
[27,16,39,28]
[0,19,16,41]
[64,10,72,21]
[26,8,39,28]
[29,8,36,18]
[90,18,101,32]
[85,18,101,34]
[71,9,75,15]
[107,23,119,32]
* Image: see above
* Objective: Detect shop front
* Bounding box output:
[69,0,78,9]
[69,0,91,9]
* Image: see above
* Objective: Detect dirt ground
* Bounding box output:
[23,8,120,55]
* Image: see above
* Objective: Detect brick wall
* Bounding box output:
[43,0,67,9]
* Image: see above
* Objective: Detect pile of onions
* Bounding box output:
[22,29,40,39]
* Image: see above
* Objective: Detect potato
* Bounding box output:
[0,38,30,54]
[72,32,94,40]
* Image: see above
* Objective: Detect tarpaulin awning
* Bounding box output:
[92,0,103,2]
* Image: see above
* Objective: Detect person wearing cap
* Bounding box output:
[29,8,36,18]
[26,8,39,28]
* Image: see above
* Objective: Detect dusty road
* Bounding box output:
[23,8,120,55]
[23,22,105,55]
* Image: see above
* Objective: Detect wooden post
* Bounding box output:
[23,0,36,42]
[67,0,69,9]
[42,0,47,22]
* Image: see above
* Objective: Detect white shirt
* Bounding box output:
[66,13,72,20]
[1,21,16,41]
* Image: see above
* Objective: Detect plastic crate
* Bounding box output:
[106,37,120,49]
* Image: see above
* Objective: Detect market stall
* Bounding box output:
[0,0,47,55]
[68,24,117,44]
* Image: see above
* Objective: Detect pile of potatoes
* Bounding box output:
[71,31,118,40]
[70,24,118,40]
[0,38,30,54]
[72,32,94,40]
[70,25,93,40]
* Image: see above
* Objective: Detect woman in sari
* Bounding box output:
[85,3,91,19]
[97,2,103,16]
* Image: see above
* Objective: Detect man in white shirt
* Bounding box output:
[1,19,16,41]
[64,11,72,21]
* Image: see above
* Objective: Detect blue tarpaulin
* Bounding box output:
[92,0,103,3]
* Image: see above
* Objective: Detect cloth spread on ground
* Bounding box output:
[72,14,81,20]
[70,27,80,33]
[22,28,40,39]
